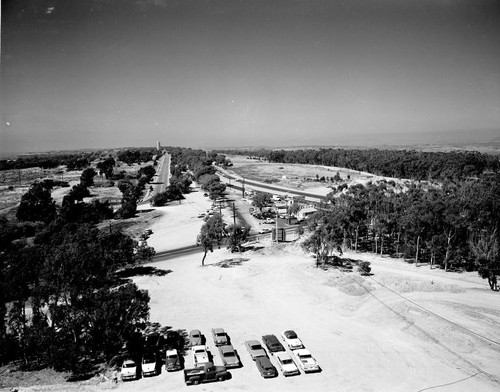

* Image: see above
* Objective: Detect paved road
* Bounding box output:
[151,152,171,197]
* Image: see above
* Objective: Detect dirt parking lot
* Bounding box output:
[118,187,500,392]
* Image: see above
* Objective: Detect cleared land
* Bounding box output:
[2,160,500,392]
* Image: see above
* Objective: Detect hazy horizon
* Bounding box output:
[1,0,499,155]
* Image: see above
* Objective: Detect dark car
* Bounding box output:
[165,330,184,351]
[262,335,285,353]
[144,333,164,352]
[255,356,278,378]
[165,349,183,372]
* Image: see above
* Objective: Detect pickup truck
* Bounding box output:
[192,345,210,366]
[183,362,230,385]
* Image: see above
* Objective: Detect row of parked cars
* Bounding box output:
[245,330,321,377]
[121,328,320,384]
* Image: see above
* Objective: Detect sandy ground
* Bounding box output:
[119,185,500,392]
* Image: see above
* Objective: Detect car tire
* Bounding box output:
[217,375,225,381]
[193,379,200,385]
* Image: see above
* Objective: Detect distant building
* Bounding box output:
[156,141,161,150]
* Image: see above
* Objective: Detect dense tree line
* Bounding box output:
[217,148,499,181]
[116,148,157,165]
[0,153,101,171]
[2,167,157,373]
[304,175,500,290]
[0,221,150,372]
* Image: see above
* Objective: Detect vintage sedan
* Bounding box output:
[262,334,285,353]
[255,356,278,378]
[281,330,304,350]
[275,352,300,376]
[218,344,241,368]
[244,340,267,360]
[189,329,203,347]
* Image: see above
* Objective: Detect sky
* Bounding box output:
[1,0,499,154]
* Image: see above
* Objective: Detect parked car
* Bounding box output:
[144,332,164,352]
[275,352,300,376]
[165,349,183,372]
[121,359,138,381]
[192,345,210,366]
[211,328,229,346]
[258,228,272,234]
[189,329,203,346]
[265,218,275,224]
[245,340,267,360]
[165,330,184,351]
[218,345,241,368]
[262,334,285,353]
[281,330,304,350]
[255,356,278,378]
[183,362,230,385]
[292,349,321,373]
[141,353,158,377]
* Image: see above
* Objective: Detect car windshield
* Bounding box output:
[192,333,200,338]
[123,363,135,368]
[143,358,155,364]
[224,352,235,357]
[286,331,297,339]
[251,344,262,350]
[282,359,292,365]
[301,354,312,359]
[167,354,177,359]
[216,332,225,337]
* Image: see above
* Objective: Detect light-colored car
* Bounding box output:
[189,329,203,346]
[141,353,157,377]
[258,228,272,234]
[192,345,210,366]
[218,344,241,368]
[292,349,321,373]
[265,218,275,224]
[281,330,304,350]
[165,349,183,372]
[121,359,138,381]
[245,340,267,360]
[211,328,229,346]
[275,352,300,376]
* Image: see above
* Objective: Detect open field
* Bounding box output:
[225,154,408,195]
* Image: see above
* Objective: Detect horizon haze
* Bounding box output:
[1,0,499,155]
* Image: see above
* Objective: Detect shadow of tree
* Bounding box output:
[116,266,172,279]
[210,258,249,268]
[322,257,374,275]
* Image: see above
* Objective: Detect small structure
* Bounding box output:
[296,207,317,222]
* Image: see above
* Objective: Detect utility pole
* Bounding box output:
[232,203,236,225]
[275,208,279,243]
[242,178,245,198]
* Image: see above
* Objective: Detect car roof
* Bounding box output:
[123,359,136,365]
[219,345,235,353]
[256,356,273,366]
[263,334,279,342]
[283,330,297,337]
[275,352,292,360]
[294,348,311,356]
[166,349,178,355]
[212,328,225,334]
[190,329,201,335]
